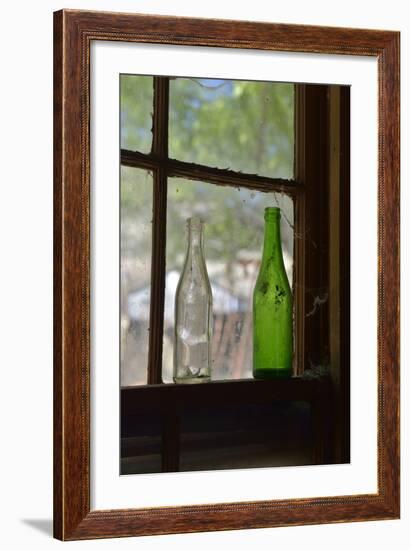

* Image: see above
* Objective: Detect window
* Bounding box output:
[121,76,299,385]
[120,75,350,473]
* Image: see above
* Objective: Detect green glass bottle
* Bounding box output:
[253,207,293,379]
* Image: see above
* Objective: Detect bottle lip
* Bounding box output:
[264,207,281,220]
[186,216,203,230]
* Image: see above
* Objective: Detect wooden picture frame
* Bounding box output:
[54,9,400,540]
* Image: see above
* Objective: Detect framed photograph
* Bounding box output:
[54,9,400,540]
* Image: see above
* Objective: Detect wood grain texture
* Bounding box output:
[54,9,400,540]
[53,10,63,540]
[377,33,400,515]
[121,149,301,194]
[54,9,91,540]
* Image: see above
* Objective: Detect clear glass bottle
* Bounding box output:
[174,217,213,383]
[253,207,293,379]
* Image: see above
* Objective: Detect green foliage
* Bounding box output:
[120,166,152,215]
[166,178,293,271]
[120,75,153,152]
[120,76,295,278]
[169,78,294,178]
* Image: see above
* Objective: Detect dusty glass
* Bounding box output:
[120,74,153,153]
[120,167,153,386]
[169,78,294,179]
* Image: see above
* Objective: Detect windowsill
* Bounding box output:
[121,376,332,415]
[120,375,334,473]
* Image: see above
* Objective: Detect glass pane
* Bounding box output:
[169,78,294,179]
[120,167,153,386]
[120,75,153,153]
[163,178,294,382]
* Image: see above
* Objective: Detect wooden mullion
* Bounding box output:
[121,149,302,195]
[147,77,169,385]
[303,85,330,372]
[167,158,301,194]
[328,85,350,463]
[339,86,350,463]
[294,84,306,376]
[121,150,156,171]
[293,195,305,375]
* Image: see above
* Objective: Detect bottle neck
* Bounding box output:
[261,215,282,266]
[188,227,203,251]
[185,219,205,266]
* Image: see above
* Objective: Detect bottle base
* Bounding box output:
[253,368,293,380]
[173,376,211,384]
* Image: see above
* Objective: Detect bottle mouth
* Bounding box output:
[264,207,281,220]
[186,216,203,230]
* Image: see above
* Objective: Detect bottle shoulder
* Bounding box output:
[255,262,290,287]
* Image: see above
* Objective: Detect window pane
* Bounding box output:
[121,167,153,386]
[163,178,294,382]
[169,78,294,179]
[120,75,153,153]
